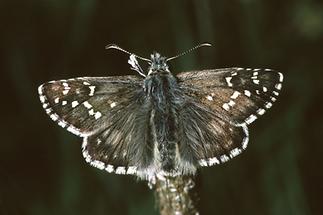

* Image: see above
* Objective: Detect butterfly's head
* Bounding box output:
[106,43,212,77]
[148,52,170,75]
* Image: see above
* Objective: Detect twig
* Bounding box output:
[149,175,199,215]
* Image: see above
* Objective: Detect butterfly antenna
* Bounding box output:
[166,43,212,62]
[105,44,151,62]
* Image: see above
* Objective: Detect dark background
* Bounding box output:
[1,0,322,214]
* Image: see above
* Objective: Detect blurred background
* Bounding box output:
[1,0,322,214]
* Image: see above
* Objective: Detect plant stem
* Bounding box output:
[150,175,199,215]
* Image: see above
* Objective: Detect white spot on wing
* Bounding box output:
[271,96,277,102]
[50,113,59,121]
[58,121,66,128]
[265,102,272,109]
[225,76,233,87]
[91,160,105,170]
[263,86,268,92]
[275,83,282,90]
[230,91,240,99]
[83,101,92,109]
[89,86,96,96]
[245,114,257,124]
[54,98,60,104]
[110,102,116,108]
[105,165,114,173]
[40,96,46,103]
[222,103,230,111]
[278,72,284,82]
[244,90,251,97]
[253,79,260,85]
[206,95,213,101]
[220,155,230,162]
[241,124,249,149]
[66,126,82,136]
[116,167,126,174]
[83,81,90,85]
[257,108,266,115]
[230,148,242,158]
[62,89,69,95]
[94,111,102,119]
[62,100,67,106]
[38,85,44,95]
[71,101,79,108]
[45,108,52,114]
[89,109,95,116]
[199,159,208,166]
[127,166,137,175]
[82,149,91,163]
[228,100,235,107]
[208,157,220,165]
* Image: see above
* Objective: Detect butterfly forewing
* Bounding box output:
[177,67,283,125]
[38,76,142,136]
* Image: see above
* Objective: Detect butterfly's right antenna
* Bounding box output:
[105,44,151,62]
[166,43,212,62]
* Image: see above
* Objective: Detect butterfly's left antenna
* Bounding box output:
[105,44,151,62]
[166,43,212,62]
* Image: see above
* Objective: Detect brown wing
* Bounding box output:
[38,76,143,136]
[177,67,283,125]
[175,68,283,166]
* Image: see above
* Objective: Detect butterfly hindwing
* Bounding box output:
[82,96,153,175]
[177,101,248,167]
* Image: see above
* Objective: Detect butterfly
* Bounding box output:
[38,43,283,180]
